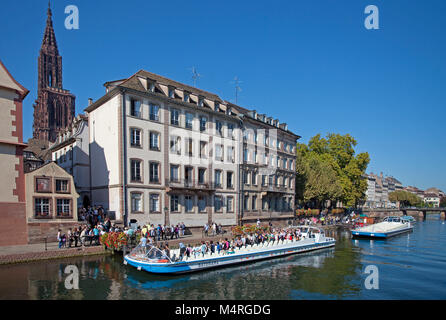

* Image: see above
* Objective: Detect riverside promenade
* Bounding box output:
[0,230,235,265]
[0,225,347,265]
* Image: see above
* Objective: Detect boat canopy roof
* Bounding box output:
[129,243,172,263]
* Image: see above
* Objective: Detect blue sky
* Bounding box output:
[1,0,445,191]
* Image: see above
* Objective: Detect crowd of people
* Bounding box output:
[138,223,187,241]
[203,222,224,237]
[170,227,305,261]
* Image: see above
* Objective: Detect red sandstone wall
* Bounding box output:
[27,222,82,244]
[0,202,28,246]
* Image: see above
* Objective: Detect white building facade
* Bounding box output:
[85,70,299,228]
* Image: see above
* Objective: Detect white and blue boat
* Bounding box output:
[124,226,336,274]
[351,216,414,239]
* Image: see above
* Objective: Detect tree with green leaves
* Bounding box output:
[388,190,422,208]
[296,133,370,209]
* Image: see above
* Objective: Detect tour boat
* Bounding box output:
[351,216,414,239]
[123,226,336,274]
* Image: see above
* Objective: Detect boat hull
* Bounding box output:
[124,239,336,275]
[351,225,413,239]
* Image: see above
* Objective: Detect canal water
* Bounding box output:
[0,216,445,300]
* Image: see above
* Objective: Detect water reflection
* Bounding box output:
[0,233,364,300]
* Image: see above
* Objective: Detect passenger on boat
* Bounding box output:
[200,242,207,257]
[178,242,186,261]
[210,241,215,255]
[163,243,170,259]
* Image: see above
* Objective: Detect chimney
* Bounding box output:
[88,98,93,106]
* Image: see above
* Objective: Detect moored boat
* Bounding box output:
[351,216,413,239]
[124,226,336,274]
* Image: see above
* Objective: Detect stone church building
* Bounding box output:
[32,4,75,143]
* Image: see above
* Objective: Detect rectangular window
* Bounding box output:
[56,199,71,217]
[170,195,179,212]
[198,196,206,212]
[150,194,160,212]
[199,116,207,132]
[215,144,223,161]
[198,168,206,184]
[227,172,234,189]
[149,162,159,183]
[227,123,234,139]
[185,167,193,185]
[227,196,234,212]
[263,198,268,210]
[214,170,222,187]
[262,175,267,186]
[243,148,248,162]
[185,195,194,212]
[170,165,179,182]
[55,179,69,193]
[244,196,249,211]
[200,141,207,158]
[36,177,51,193]
[150,132,160,151]
[185,113,194,129]
[35,198,50,217]
[216,120,223,136]
[130,160,142,182]
[227,146,234,163]
[184,92,190,103]
[130,99,141,117]
[130,128,141,147]
[215,196,223,212]
[252,172,257,185]
[131,193,142,212]
[170,136,181,154]
[252,196,257,211]
[149,104,160,121]
[171,109,179,126]
[186,138,193,157]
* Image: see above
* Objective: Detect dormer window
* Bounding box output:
[184,92,190,103]
[149,82,155,92]
[214,102,220,112]
[168,87,175,98]
[198,96,204,107]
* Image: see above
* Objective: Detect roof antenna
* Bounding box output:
[190,67,201,87]
[231,76,242,104]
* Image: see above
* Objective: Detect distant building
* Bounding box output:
[23,138,50,173]
[423,193,440,208]
[32,4,75,143]
[25,161,79,243]
[0,59,29,246]
[364,172,403,208]
[50,114,90,208]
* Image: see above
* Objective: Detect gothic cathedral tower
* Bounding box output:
[33,3,75,143]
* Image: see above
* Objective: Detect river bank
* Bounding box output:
[0,224,349,265]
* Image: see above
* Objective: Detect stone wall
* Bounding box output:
[0,202,28,246]
[27,221,84,244]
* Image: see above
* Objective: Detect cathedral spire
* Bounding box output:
[41,0,58,55]
[33,1,76,143]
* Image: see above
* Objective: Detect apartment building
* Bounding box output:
[85,70,299,228]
